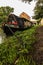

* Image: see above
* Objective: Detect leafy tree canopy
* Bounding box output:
[33,0,43,19]
[0,6,14,23]
[20,0,33,3]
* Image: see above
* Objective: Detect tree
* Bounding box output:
[20,0,33,3]
[0,6,14,23]
[33,0,43,19]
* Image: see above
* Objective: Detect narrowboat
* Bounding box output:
[2,14,33,35]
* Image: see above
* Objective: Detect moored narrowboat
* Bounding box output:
[2,14,33,35]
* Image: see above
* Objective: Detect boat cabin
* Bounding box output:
[7,14,32,28]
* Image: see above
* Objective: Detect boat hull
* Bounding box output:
[2,23,32,36]
[2,25,27,35]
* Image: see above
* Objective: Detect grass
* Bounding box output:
[0,26,38,65]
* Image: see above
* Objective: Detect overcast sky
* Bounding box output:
[0,0,36,17]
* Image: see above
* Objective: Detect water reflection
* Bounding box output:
[0,29,6,44]
[0,35,5,44]
[0,36,2,44]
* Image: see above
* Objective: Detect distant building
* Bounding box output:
[19,12,30,20]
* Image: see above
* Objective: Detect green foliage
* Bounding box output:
[33,0,43,19]
[0,6,14,23]
[20,0,32,3]
[37,18,41,24]
[16,56,36,65]
[0,26,37,65]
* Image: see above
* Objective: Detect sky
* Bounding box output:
[0,0,36,18]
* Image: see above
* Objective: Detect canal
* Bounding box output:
[0,28,6,44]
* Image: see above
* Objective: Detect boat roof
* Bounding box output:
[8,14,33,23]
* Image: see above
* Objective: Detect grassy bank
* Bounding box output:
[0,26,37,65]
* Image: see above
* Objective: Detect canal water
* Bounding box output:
[0,28,6,44]
[0,36,2,44]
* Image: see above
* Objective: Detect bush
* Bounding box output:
[0,26,37,65]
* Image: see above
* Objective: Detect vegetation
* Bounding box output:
[0,6,14,23]
[33,0,43,19]
[0,0,43,65]
[0,26,37,65]
[20,0,32,3]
